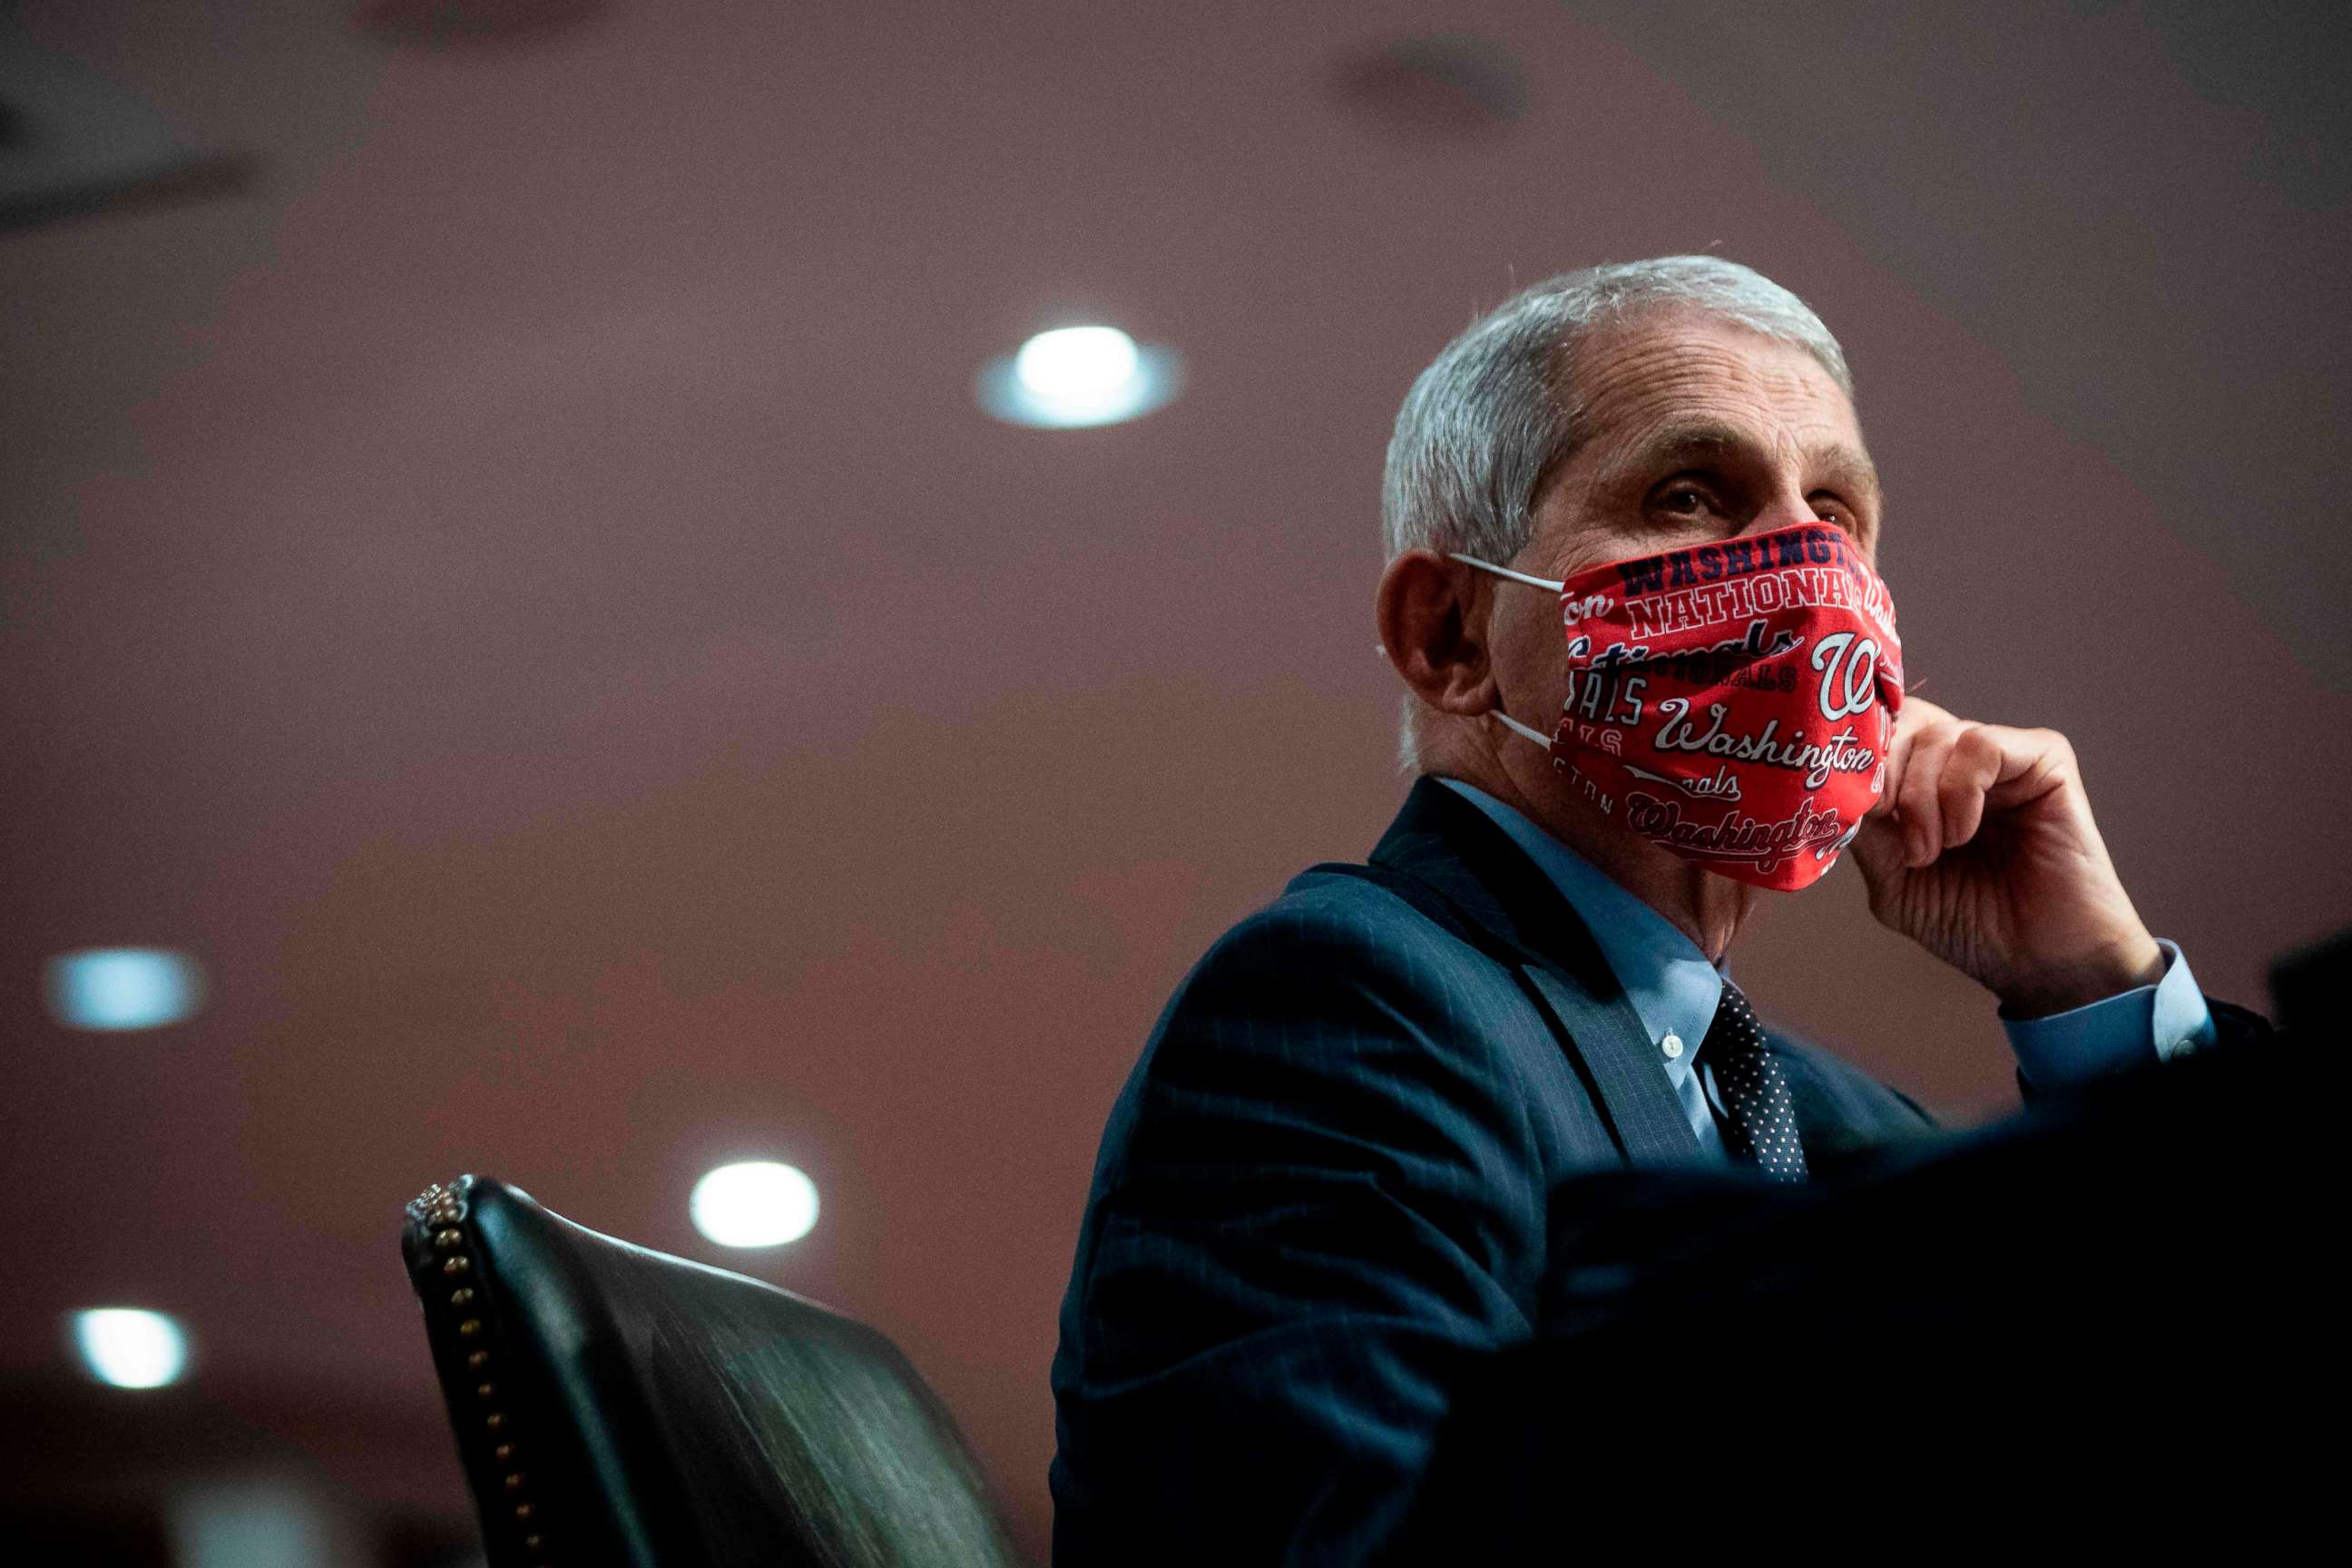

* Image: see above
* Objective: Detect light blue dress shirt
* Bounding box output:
[1436,778,2217,1154]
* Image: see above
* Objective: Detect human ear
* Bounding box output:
[1375,550,1499,720]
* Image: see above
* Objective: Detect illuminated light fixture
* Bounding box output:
[45,947,206,1031]
[71,1308,191,1389]
[690,1161,820,1249]
[975,324,1183,428]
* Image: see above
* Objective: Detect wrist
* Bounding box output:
[1994,931,2165,1020]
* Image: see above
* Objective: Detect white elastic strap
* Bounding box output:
[1494,710,1553,749]
[1450,553,1564,592]
[1444,553,1559,750]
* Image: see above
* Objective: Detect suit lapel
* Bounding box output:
[1367,779,1700,1167]
[1518,968,1701,1166]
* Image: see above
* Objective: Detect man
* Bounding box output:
[1047,259,2279,1563]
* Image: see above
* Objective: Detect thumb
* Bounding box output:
[1848,811,1909,900]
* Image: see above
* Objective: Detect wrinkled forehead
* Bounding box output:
[1563,309,1864,462]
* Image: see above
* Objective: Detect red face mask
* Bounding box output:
[1455,523,1904,891]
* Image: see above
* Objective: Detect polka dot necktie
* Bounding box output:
[1703,979,1808,1182]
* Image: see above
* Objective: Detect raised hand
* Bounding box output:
[1849,696,2163,1017]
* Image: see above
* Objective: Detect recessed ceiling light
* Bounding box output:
[690,1161,820,1249]
[70,1308,191,1389]
[976,324,1183,428]
[1330,33,1528,142]
[1018,325,1138,403]
[44,948,206,1031]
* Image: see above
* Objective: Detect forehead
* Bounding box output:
[1563,309,1864,472]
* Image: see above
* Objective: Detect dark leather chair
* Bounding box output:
[400,1175,1026,1568]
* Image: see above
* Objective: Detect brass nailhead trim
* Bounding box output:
[416,1177,550,1563]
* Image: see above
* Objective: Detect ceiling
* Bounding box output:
[5,0,2346,1553]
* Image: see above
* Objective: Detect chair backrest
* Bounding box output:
[401,1174,1026,1568]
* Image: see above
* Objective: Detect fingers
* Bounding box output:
[1867,694,1945,822]
[1881,710,2073,867]
[1895,720,1962,867]
[1847,812,1910,908]
[1983,727,2075,813]
[1936,726,2006,856]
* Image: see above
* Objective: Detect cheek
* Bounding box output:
[1550,519,1692,582]
[1494,603,1572,708]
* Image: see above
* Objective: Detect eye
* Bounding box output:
[1808,492,1856,528]
[1655,481,1715,516]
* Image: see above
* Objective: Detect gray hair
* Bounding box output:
[1381,256,1855,770]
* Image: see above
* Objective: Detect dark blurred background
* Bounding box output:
[4,1,2347,1562]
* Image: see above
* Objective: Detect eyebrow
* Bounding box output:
[1608,419,1884,514]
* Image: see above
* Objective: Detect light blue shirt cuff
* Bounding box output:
[2003,938,2219,1091]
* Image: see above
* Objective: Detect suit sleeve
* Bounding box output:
[1050,897,1544,1567]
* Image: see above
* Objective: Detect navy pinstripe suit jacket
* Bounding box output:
[1048,778,1942,1563]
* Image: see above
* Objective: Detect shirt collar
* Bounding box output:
[1435,778,1725,1080]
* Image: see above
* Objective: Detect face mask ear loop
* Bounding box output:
[1445,554,1563,750]
[1450,553,1565,593]
[1493,710,1555,749]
